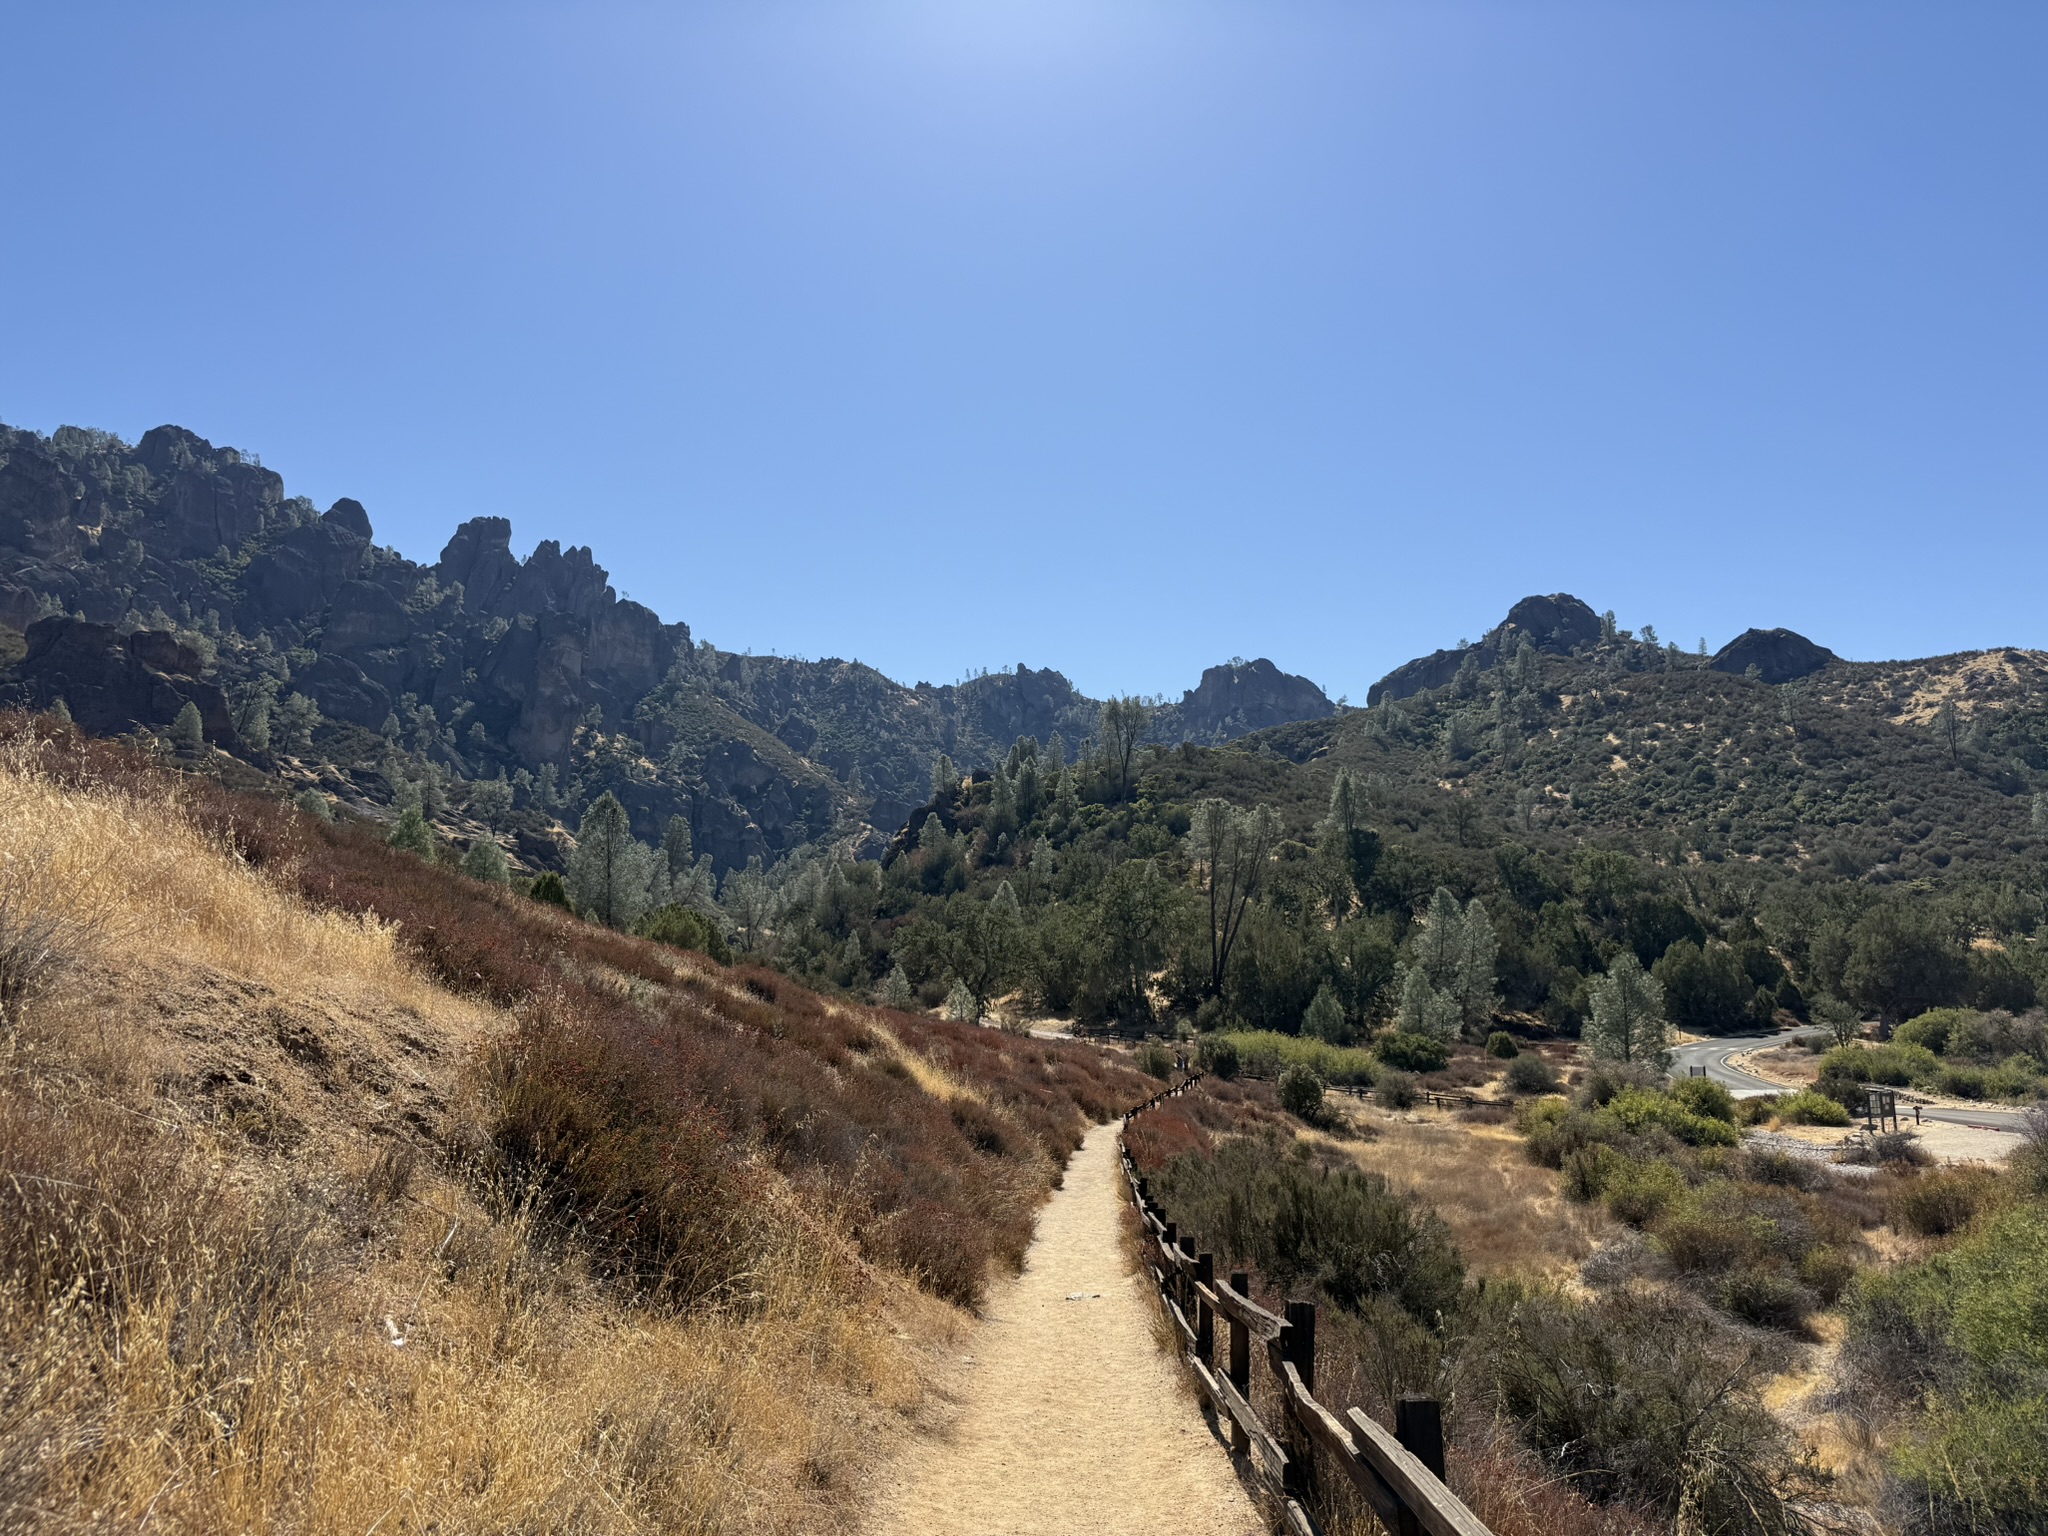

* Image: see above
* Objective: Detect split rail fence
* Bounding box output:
[1121,1079,1493,1536]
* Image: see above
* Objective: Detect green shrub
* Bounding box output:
[1773,1090,1850,1127]
[1656,1184,1766,1274]
[634,904,733,965]
[1603,1087,1740,1147]
[1195,1035,1239,1079]
[1669,1077,1737,1123]
[1850,1204,2048,1531]
[1601,1157,1686,1226]
[1799,1243,1856,1305]
[1986,1056,2042,1102]
[1936,1063,1989,1099]
[1819,1041,1940,1088]
[1894,1008,1971,1057]
[1375,1069,1418,1110]
[1734,1094,1784,1126]
[1374,1031,1451,1073]
[1211,1031,1375,1087]
[1485,1030,1520,1059]
[1137,1043,1175,1081]
[527,871,573,911]
[1279,1063,1326,1122]
[1504,1053,1559,1095]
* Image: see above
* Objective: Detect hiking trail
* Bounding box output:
[868,1122,1261,1536]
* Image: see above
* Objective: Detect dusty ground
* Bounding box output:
[865,1124,1261,1536]
[1324,1104,1611,1282]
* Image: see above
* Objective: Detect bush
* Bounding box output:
[528,871,572,911]
[1148,1136,1464,1319]
[1504,1053,1560,1095]
[1374,1031,1451,1073]
[1936,1063,1988,1099]
[1137,1043,1175,1081]
[1486,1030,1520,1058]
[1894,1007,1970,1056]
[1603,1087,1740,1147]
[635,904,733,965]
[1195,1034,1239,1079]
[1669,1076,1737,1123]
[1986,1056,2042,1102]
[1773,1090,1851,1127]
[1601,1157,1686,1226]
[1820,1041,1940,1089]
[1718,1266,1815,1330]
[1486,1288,1812,1528]
[1210,1031,1375,1087]
[1278,1063,1326,1122]
[1886,1169,1997,1237]
[1375,1069,1418,1110]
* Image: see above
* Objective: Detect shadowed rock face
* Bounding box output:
[1368,593,1603,705]
[1711,628,1837,684]
[14,617,235,744]
[1171,659,1333,743]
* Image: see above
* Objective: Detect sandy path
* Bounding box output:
[867,1123,1262,1536]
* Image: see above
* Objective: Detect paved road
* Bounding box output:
[1668,1029,2029,1133]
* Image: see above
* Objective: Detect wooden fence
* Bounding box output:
[1121,1081,1493,1536]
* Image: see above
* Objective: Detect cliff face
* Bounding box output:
[1711,627,1837,685]
[0,421,1338,868]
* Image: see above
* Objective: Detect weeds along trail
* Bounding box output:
[867,1123,1262,1536]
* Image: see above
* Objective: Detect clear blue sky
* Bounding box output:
[3,3,2043,702]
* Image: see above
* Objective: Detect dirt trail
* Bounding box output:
[868,1123,1261,1536]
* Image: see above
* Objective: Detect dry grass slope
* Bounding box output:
[0,720,1146,1534]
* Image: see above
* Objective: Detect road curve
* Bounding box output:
[1667,1029,2028,1133]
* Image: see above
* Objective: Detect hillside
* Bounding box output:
[0,715,1150,1532]
[0,421,1333,870]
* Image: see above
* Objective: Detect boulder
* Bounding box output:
[1711,628,1837,685]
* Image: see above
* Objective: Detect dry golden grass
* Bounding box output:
[1329,1109,1615,1282]
[0,742,951,1534]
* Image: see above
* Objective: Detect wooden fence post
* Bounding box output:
[1393,1395,1445,1536]
[1281,1300,1318,1502]
[1194,1252,1215,1364]
[1228,1272,1251,1456]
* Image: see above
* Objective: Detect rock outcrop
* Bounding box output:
[1170,659,1333,743]
[1368,593,1603,705]
[1711,627,1837,685]
[9,617,235,744]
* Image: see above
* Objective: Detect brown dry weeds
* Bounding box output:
[0,738,961,1534]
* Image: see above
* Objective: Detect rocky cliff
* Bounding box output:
[1367,593,1605,705]
[0,420,1338,868]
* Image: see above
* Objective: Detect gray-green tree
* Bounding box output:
[1303,981,1351,1045]
[1584,951,1671,1066]
[719,856,775,951]
[877,963,915,1010]
[388,804,437,860]
[169,701,204,753]
[295,788,333,822]
[461,837,511,885]
[567,792,655,929]
[661,815,694,882]
[1453,897,1500,1032]
[1397,963,1462,1044]
[931,752,957,803]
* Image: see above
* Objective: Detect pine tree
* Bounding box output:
[461,837,510,884]
[295,789,334,822]
[1045,732,1068,769]
[567,792,655,929]
[1600,609,1619,644]
[1452,897,1500,1032]
[944,979,978,1022]
[46,697,71,726]
[1585,952,1671,1066]
[1396,964,1461,1044]
[877,963,915,1010]
[276,692,320,753]
[1413,887,1467,992]
[931,753,957,803]
[1302,981,1350,1045]
[661,815,693,881]
[169,701,204,753]
[388,804,437,859]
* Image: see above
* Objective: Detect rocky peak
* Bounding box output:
[1368,592,1602,706]
[1710,627,1837,685]
[1175,659,1333,743]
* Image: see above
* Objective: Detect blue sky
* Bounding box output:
[3,2,2043,702]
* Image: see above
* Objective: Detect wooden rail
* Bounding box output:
[1120,1086,1493,1536]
